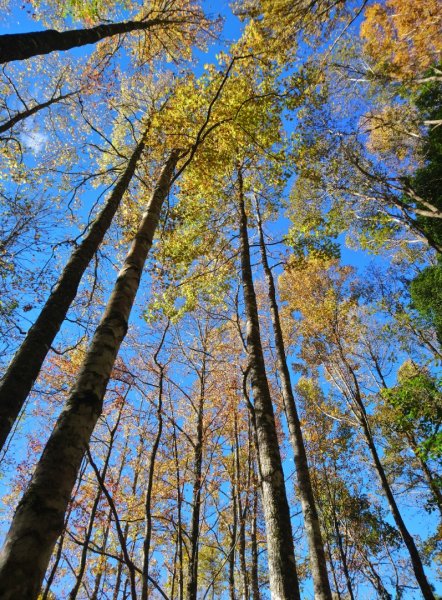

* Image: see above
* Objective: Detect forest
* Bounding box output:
[0,0,441,598]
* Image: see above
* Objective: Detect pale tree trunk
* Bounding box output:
[0,134,147,451]
[0,151,180,600]
[0,17,182,63]
[255,199,332,600]
[237,167,300,600]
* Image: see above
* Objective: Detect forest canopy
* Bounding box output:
[0,1,441,599]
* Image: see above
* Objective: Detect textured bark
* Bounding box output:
[250,478,261,600]
[0,151,179,600]
[0,17,177,63]
[0,135,146,451]
[186,356,206,600]
[237,169,300,600]
[255,201,332,600]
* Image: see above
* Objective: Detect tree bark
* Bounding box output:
[0,134,147,451]
[237,168,300,600]
[255,199,332,600]
[0,150,179,600]
[0,17,180,63]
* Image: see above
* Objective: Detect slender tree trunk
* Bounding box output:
[229,447,238,600]
[172,421,185,600]
[0,134,147,451]
[250,471,261,600]
[0,151,179,600]
[141,351,166,600]
[255,199,332,600]
[0,17,180,63]
[229,474,237,600]
[234,412,249,600]
[325,537,341,600]
[332,515,355,600]
[359,412,435,600]
[237,167,300,600]
[186,357,206,600]
[334,340,436,600]
[360,552,392,600]
[0,90,77,134]
[407,431,442,518]
[69,396,126,600]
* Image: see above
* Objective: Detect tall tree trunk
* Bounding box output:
[406,433,442,518]
[141,339,166,600]
[332,514,355,600]
[228,473,237,600]
[360,411,435,600]
[250,472,261,600]
[0,134,147,451]
[237,167,300,600]
[0,150,179,600]
[0,17,181,63]
[186,356,206,600]
[339,353,435,600]
[172,420,185,600]
[255,199,332,600]
[69,395,126,600]
[234,412,249,600]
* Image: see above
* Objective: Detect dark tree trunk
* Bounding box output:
[0,17,176,63]
[172,421,185,600]
[250,473,261,600]
[340,353,435,600]
[360,413,435,600]
[141,341,166,600]
[69,397,125,600]
[0,151,179,600]
[0,90,77,134]
[0,134,147,451]
[186,356,206,600]
[255,199,332,600]
[234,412,249,600]
[237,167,300,600]
[228,474,237,600]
